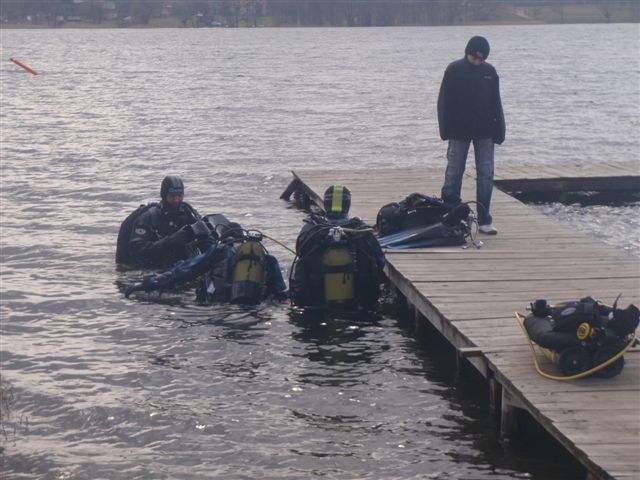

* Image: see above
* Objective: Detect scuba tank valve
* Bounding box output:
[247,230,264,241]
[328,227,344,243]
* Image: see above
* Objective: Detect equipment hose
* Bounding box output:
[263,234,297,255]
[514,312,636,381]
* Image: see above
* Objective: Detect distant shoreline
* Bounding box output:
[2,20,637,30]
[2,2,637,30]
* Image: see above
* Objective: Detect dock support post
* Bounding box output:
[455,347,483,378]
[489,375,501,415]
[414,307,428,337]
[500,388,525,439]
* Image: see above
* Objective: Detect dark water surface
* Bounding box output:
[1,25,638,479]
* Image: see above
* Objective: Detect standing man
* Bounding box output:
[438,36,505,235]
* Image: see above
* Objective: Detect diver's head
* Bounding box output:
[160,175,185,209]
[323,184,351,219]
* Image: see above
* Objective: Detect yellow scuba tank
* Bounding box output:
[540,346,591,376]
[322,228,355,308]
[323,247,355,306]
[231,239,265,305]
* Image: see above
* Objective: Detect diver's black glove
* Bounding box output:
[189,220,212,241]
[125,283,145,298]
[168,224,196,245]
[125,276,160,298]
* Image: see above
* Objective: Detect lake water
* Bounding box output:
[1,24,638,479]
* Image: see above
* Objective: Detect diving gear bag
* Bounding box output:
[377,202,471,248]
[523,296,639,378]
[376,193,452,236]
[116,202,158,264]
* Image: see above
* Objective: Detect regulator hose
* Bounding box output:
[262,234,296,255]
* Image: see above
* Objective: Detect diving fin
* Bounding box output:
[378,222,460,248]
[377,224,431,248]
[384,236,466,249]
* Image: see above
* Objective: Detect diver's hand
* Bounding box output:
[125,283,145,298]
[189,220,212,241]
[125,276,160,298]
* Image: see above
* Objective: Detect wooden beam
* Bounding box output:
[495,176,640,193]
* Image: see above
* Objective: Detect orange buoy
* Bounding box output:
[10,58,38,76]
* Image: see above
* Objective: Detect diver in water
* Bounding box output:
[125,214,288,305]
[290,185,385,311]
[116,175,210,268]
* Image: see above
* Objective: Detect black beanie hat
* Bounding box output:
[465,36,490,60]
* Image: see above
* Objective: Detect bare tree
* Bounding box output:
[130,0,159,24]
[39,0,64,25]
[79,0,105,23]
[597,1,615,22]
[553,3,565,23]
[113,0,132,19]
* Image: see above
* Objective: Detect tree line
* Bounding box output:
[1,0,637,27]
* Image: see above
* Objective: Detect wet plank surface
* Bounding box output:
[284,165,640,480]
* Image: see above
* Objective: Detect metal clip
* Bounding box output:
[328,227,344,242]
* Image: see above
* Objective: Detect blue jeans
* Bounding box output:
[441,138,494,226]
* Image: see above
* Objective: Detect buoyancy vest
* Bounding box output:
[291,219,382,310]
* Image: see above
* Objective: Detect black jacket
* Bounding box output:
[437,57,505,144]
[128,201,201,267]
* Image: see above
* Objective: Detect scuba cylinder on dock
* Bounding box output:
[539,345,593,377]
[523,296,639,378]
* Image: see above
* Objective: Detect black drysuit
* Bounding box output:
[128,201,201,268]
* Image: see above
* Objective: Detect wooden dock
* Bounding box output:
[282,163,640,480]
